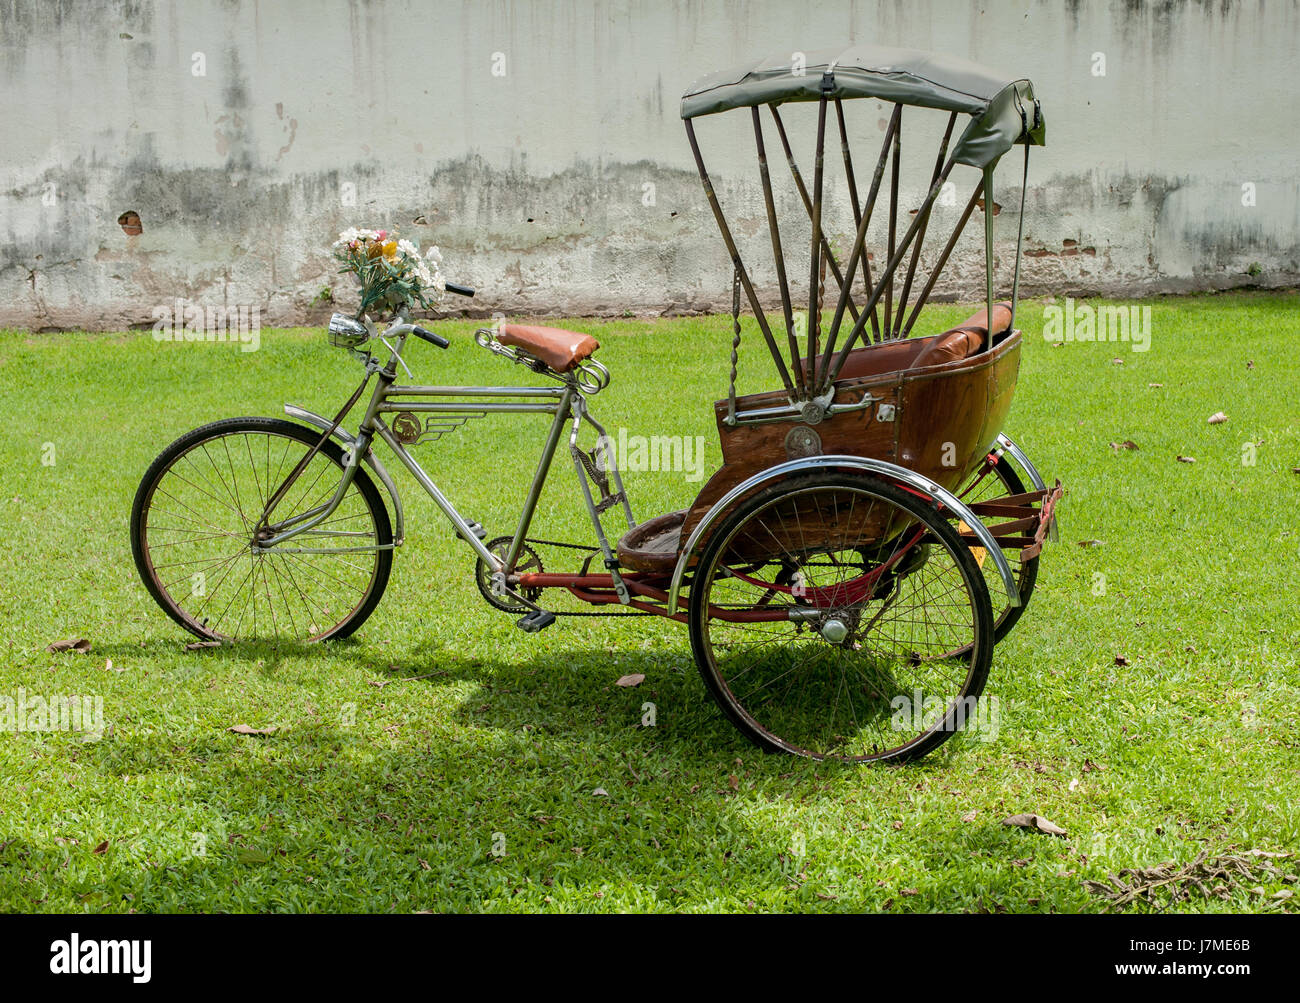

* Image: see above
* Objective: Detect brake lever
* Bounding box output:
[379,336,414,379]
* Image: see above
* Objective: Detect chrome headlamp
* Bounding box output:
[327,312,371,349]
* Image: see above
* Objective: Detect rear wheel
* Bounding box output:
[688,473,994,763]
[130,417,393,642]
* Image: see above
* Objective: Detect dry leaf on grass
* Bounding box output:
[92,840,109,855]
[46,638,91,654]
[1002,813,1068,836]
[1114,655,1131,666]
[185,640,222,651]
[615,673,645,687]
[227,724,277,736]
[1077,539,1104,548]
[1109,440,1139,451]
[1084,849,1296,910]
[1176,455,1196,463]
[961,811,978,822]
[1208,411,1228,424]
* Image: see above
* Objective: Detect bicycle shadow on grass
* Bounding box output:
[18,639,993,913]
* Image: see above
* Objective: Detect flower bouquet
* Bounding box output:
[331,227,447,321]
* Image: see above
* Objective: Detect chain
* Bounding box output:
[514,536,660,617]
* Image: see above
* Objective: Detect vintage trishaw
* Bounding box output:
[131,45,1061,763]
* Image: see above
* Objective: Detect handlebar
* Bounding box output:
[409,282,471,349]
[410,325,449,349]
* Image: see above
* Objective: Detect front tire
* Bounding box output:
[130,417,393,642]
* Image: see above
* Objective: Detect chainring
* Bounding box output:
[474,536,545,613]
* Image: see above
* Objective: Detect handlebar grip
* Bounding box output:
[444,282,475,297]
[411,326,450,349]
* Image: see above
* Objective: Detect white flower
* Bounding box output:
[332,227,384,249]
[397,238,421,260]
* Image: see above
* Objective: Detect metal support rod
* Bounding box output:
[685,119,797,397]
[1009,141,1030,334]
[900,181,984,338]
[983,164,996,353]
[752,107,802,397]
[892,111,957,339]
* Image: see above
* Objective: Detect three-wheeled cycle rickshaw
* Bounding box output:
[132,45,1061,762]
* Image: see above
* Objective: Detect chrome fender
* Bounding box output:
[284,404,406,545]
[996,432,1058,541]
[666,454,1020,612]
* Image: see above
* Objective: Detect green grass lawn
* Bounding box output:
[1,291,1297,913]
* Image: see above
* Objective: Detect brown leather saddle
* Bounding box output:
[499,324,600,373]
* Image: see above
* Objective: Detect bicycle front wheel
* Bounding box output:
[130,417,393,642]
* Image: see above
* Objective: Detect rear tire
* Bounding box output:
[688,472,994,763]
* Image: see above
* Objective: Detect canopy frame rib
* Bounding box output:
[815,102,900,385]
[752,107,803,398]
[882,112,902,342]
[833,99,869,313]
[821,154,959,389]
[768,106,861,332]
[806,87,830,392]
[899,180,985,339]
[685,119,797,397]
[892,111,958,340]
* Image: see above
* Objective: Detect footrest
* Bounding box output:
[616,509,687,573]
[516,610,557,633]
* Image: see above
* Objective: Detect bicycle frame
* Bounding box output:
[254,320,636,607]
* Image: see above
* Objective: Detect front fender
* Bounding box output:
[666,454,1019,612]
[283,404,406,545]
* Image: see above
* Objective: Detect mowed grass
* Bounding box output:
[0,291,1297,913]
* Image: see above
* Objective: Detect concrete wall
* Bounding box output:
[2,0,1297,330]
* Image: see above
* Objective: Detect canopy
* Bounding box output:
[680,44,1045,168]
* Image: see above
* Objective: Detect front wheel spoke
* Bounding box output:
[277,551,371,595]
[160,549,247,591]
[210,560,259,634]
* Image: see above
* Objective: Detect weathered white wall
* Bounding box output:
[1,0,1297,329]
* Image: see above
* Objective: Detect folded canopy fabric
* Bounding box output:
[681,44,1045,168]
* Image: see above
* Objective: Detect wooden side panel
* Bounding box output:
[680,377,901,541]
[896,332,1021,492]
[679,332,1022,549]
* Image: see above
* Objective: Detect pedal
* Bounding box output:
[464,520,488,541]
[515,610,557,633]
